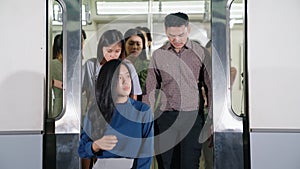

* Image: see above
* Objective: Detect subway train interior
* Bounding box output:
[1,0,300,168]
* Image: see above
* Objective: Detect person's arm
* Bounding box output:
[142,52,161,112]
[78,130,97,158]
[230,66,237,87]
[82,59,97,96]
[201,48,212,116]
[92,135,118,152]
[201,86,208,108]
[78,130,118,158]
[52,79,63,89]
[81,59,98,116]
[202,49,213,146]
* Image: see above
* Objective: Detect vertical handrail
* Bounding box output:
[55,0,82,134]
[50,0,82,169]
[211,0,244,168]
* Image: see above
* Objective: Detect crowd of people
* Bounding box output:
[50,12,212,169]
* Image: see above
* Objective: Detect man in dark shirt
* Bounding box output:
[143,12,211,169]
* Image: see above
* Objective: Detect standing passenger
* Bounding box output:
[142,12,211,169]
[124,28,149,101]
[51,30,87,118]
[136,26,153,59]
[50,33,63,117]
[81,29,142,169]
[78,59,154,169]
[82,29,142,119]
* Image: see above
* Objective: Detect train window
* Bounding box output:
[49,1,63,119]
[52,3,62,25]
[230,0,245,116]
[49,0,88,119]
[52,2,88,26]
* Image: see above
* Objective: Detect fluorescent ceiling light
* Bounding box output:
[96,1,205,15]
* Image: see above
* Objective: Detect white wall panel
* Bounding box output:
[248,0,300,129]
[0,0,45,131]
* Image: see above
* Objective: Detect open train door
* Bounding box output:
[211,0,248,168]
[44,0,82,168]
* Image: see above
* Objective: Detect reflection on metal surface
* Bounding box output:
[51,0,82,169]
[214,132,243,168]
[212,0,244,168]
[56,134,80,169]
[54,0,82,134]
[230,0,245,117]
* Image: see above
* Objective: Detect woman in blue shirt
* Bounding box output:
[78,59,154,169]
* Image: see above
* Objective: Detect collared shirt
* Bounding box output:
[142,39,211,112]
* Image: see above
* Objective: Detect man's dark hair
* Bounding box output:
[164,12,189,27]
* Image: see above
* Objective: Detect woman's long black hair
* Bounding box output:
[91,59,132,139]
